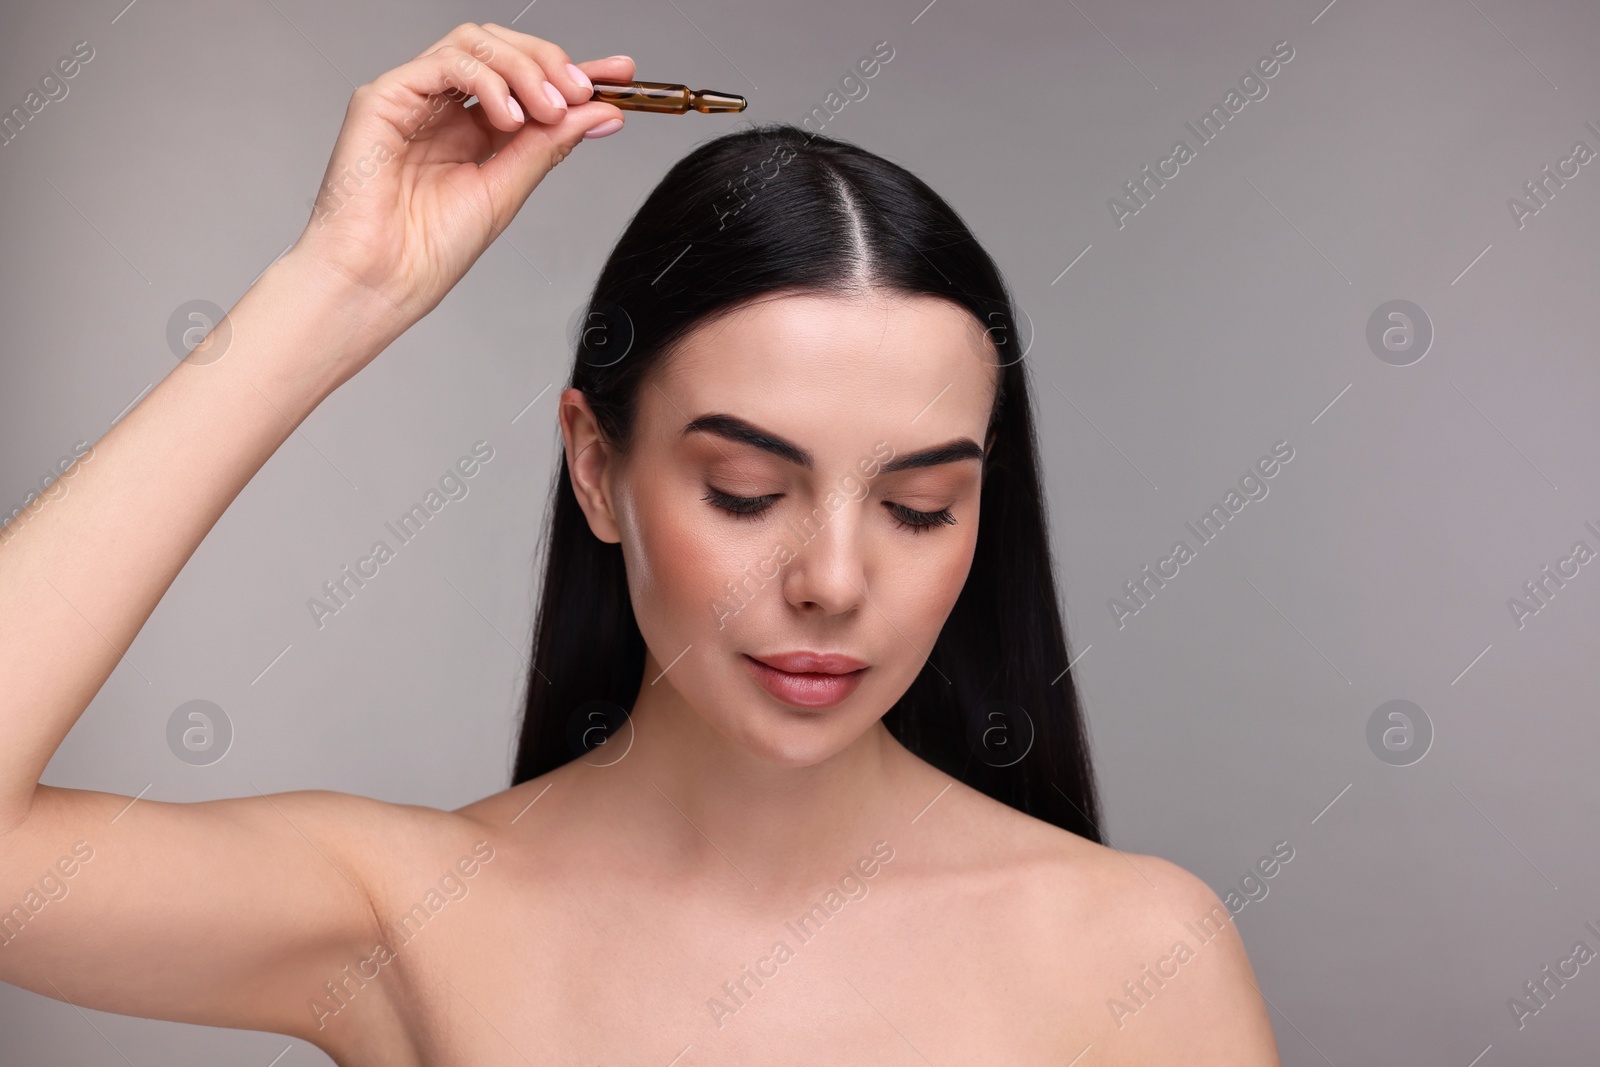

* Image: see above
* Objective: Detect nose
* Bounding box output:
[781,499,868,616]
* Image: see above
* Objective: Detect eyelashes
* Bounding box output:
[701,487,957,534]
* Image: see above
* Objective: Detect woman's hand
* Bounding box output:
[288,22,633,362]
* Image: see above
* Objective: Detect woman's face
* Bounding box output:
[565,289,999,768]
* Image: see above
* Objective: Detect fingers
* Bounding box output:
[369,43,525,133]
[446,25,570,125]
[363,22,632,226]
[477,23,600,107]
[573,55,638,88]
[432,22,634,173]
[446,22,636,113]
[378,22,603,132]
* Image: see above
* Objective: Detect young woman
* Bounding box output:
[0,22,1281,1066]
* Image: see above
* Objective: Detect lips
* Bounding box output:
[742,651,868,708]
[748,651,869,674]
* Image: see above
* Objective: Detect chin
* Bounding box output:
[720,699,879,769]
[742,724,862,768]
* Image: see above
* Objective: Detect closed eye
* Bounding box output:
[701,488,957,534]
[702,488,779,517]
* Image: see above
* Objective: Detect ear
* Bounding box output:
[559,387,623,544]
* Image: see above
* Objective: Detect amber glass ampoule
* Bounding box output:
[589,79,747,113]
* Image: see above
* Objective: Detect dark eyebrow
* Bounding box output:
[682,414,812,468]
[681,413,984,474]
[879,440,985,474]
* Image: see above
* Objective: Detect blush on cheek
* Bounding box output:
[627,483,754,652]
[912,533,978,632]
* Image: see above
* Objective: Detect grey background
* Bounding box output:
[2,0,1597,1062]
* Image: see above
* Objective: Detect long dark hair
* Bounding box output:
[512,121,1103,845]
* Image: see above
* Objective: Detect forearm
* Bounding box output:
[0,249,402,830]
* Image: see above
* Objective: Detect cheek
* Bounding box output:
[881,526,979,646]
[619,478,749,646]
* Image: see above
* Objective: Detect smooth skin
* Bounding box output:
[0,21,1282,1066]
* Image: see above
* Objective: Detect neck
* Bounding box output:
[571,658,923,897]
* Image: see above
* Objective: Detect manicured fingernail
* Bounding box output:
[543,81,568,110]
[567,63,593,92]
[584,118,624,139]
[507,95,525,123]
[606,55,633,64]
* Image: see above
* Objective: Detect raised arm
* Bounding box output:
[0,22,629,1046]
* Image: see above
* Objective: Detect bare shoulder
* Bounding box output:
[444,761,588,862]
[935,783,1282,1065]
[347,768,573,903]
[325,787,504,881]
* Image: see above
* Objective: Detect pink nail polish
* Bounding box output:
[584,118,624,139]
[567,63,593,92]
[542,82,568,110]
